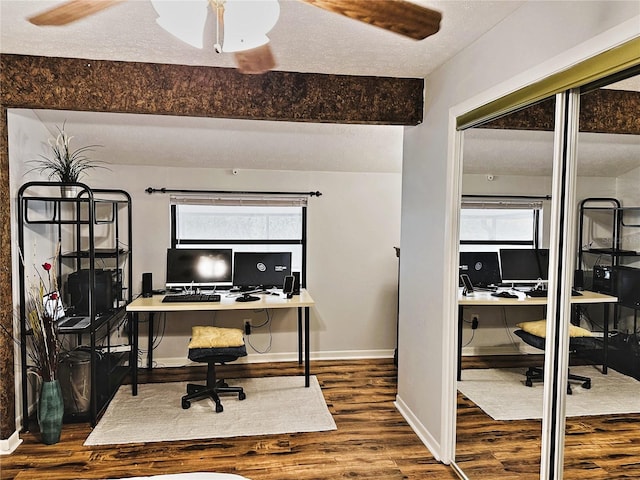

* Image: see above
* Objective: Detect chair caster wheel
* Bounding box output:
[215,402,223,413]
[182,399,191,409]
[525,379,533,387]
[239,391,246,401]
[582,380,591,389]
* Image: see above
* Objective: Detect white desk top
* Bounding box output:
[458,289,617,306]
[127,288,315,312]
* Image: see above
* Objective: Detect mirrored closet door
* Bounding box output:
[453,65,640,480]
[455,95,556,480]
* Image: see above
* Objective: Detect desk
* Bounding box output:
[457,289,618,380]
[126,289,315,394]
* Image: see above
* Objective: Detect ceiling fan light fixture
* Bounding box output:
[151,0,209,49]
[221,0,280,53]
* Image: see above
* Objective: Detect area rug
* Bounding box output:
[457,366,640,421]
[85,376,336,445]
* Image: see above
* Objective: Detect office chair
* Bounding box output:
[181,326,247,413]
[514,319,596,395]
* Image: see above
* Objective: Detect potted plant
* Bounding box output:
[21,246,66,444]
[27,122,106,197]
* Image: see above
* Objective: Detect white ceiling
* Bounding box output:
[0,1,523,77]
[2,1,638,176]
[464,128,640,178]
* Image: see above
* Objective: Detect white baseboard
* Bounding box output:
[0,431,22,455]
[462,344,539,356]
[142,349,396,369]
[394,394,442,462]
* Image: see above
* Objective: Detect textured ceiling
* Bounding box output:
[0,0,523,77]
[463,128,640,178]
[1,0,521,173]
[2,1,638,176]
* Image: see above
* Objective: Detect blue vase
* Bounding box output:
[38,380,64,445]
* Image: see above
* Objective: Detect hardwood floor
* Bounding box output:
[456,356,640,479]
[2,359,458,480]
[6,357,639,480]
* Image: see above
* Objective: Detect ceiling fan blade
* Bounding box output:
[234,44,277,75]
[298,0,441,40]
[28,0,125,26]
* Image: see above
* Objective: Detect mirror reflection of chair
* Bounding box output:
[514,319,596,394]
[181,326,247,413]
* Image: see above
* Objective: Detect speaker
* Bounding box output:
[283,275,295,298]
[292,271,301,295]
[142,272,153,298]
[573,269,584,291]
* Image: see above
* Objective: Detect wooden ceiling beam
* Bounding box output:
[0,54,423,126]
[478,90,640,135]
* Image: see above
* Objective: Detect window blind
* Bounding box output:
[170,194,308,208]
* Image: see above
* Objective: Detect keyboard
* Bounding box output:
[162,294,221,303]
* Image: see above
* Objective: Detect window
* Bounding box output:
[170,195,307,283]
[460,198,544,253]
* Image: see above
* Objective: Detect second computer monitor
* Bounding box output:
[233,252,292,289]
[459,251,502,287]
[499,248,549,284]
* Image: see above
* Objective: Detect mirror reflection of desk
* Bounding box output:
[126,289,315,394]
[457,289,617,380]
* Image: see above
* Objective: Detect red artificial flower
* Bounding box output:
[42,262,52,271]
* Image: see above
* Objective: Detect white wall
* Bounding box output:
[9,113,403,373]
[617,165,640,262]
[618,164,640,207]
[397,0,640,463]
[7,109,57,430]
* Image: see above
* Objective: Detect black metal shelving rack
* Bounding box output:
[578,198,640,290]
[577,197,640,368]
[17,181,133,429]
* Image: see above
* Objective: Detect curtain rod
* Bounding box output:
[145,187,322,197]
[462,194,551,200]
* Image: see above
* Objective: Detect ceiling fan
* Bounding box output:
[27,0,442,74]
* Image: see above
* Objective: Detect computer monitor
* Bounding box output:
[165,248,233,288]
[614,266,640,309]
[499,248,550,284]
[233,252,292,289]
[459,251,502,287]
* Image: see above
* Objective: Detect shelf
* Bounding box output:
[56,308,128,334]
[585,248,639,256]
[61,248,127,259]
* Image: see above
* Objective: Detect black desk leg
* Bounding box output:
[131,312,138,396]
[148,312,154,371]
[457,304,463,381]
[298,307,303,365]
[603,304,609,374]
[305,306,310,387]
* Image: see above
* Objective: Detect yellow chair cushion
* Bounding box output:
[188,326,245,349]
[516,319,593,338]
